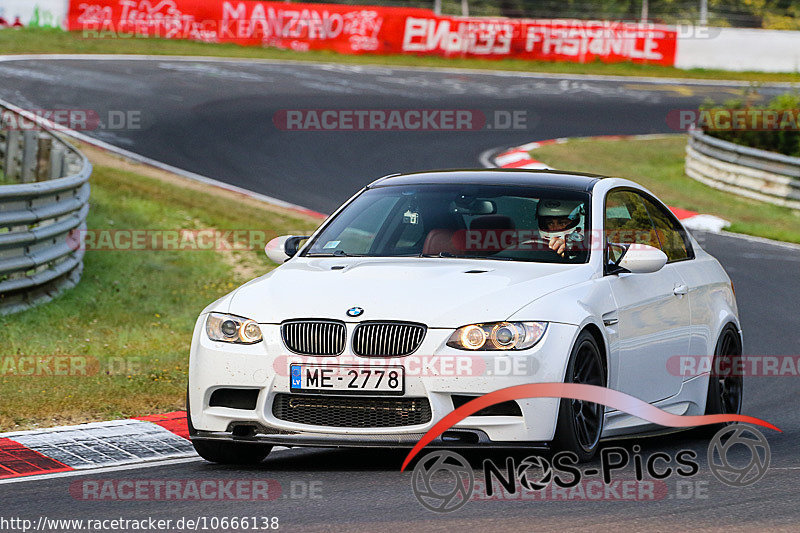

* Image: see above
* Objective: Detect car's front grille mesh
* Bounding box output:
[352,322,426,356]
[272,394,432,428]
[281,320,346,355]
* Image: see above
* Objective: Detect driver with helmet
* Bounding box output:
[536,199,585,257]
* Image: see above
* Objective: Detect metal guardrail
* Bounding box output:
[0,106,92,315]
[686,128,800,210]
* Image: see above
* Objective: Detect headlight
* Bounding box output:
[206,313,263,344]
[447,322,547,351]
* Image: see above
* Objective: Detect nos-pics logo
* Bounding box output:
[411,425,770,512]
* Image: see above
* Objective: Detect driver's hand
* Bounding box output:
[549,236,567,257]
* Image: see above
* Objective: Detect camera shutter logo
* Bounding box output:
[411,451,474,512]
[516,456,553,491]
[708,425,770,487]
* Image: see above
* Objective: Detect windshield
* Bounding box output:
[303,184,591,263]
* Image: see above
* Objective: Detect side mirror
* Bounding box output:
[608,243,667,274]
[265,235,310,263]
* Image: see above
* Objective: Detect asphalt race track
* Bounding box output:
[1,58,798,531]
[0,57,791,213]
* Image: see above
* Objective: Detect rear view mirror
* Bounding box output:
[265,235,310,263]
[608,243,667,274]
[468,200,496,215]
[450,199,496,215]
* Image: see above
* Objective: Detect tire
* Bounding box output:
[553,330,606,462]
[702,324,744,428]
[186,389,272,465]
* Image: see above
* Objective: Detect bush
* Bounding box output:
[700,92,800,158]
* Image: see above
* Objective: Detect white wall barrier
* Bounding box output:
[675,26,800,73]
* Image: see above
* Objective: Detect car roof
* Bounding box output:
[367,169,601,192]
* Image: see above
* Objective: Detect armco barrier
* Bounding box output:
[0,105,91,315]
[685,128,800,210]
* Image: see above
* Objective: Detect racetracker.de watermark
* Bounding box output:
[66,228,681,254]
[71,479,277,501]
[446,229,684,253]
[66,229,280,252]
[667,355,800,377]
[667,108,800,131]
[273,109,528,131]
[274,354,547,378]
[0,356,140,377]
[1,109,142,132]
[69,478,321,501]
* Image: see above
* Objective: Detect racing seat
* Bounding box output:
[467,215,516,253]
[420,210,467,256]
[422,229,461,256]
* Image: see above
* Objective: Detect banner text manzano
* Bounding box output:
[69,1,677,65]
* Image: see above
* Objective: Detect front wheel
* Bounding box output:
[553,330,606,462]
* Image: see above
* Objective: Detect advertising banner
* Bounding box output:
[66,1,677,66]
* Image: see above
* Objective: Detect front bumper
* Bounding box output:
[190,428,550,451]
[188,317,578,446]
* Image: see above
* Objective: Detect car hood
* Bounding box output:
[226,257,593,327]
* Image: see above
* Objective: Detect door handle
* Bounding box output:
[673,284,688,296]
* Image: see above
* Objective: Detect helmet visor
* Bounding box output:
[538,215,580,233]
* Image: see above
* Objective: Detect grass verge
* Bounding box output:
[529,135,800,243]
[2,27,800,83]
[0,143,320,431]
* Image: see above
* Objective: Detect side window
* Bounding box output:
[640,197,693,262]
[604,190,662,263]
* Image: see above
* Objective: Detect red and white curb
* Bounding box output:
[490,135,731,233]
[493,138,566,169]
[0,412,194,481]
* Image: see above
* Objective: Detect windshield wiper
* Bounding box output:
[419,251,458,258]
[306,250,364,257]
[419,252,515,261]
[418,252,520,261]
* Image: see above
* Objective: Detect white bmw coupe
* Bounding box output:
[187,170,743,463]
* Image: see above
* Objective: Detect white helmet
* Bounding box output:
[537,199,584,241]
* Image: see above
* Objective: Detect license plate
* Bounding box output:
[290,364,404,395]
